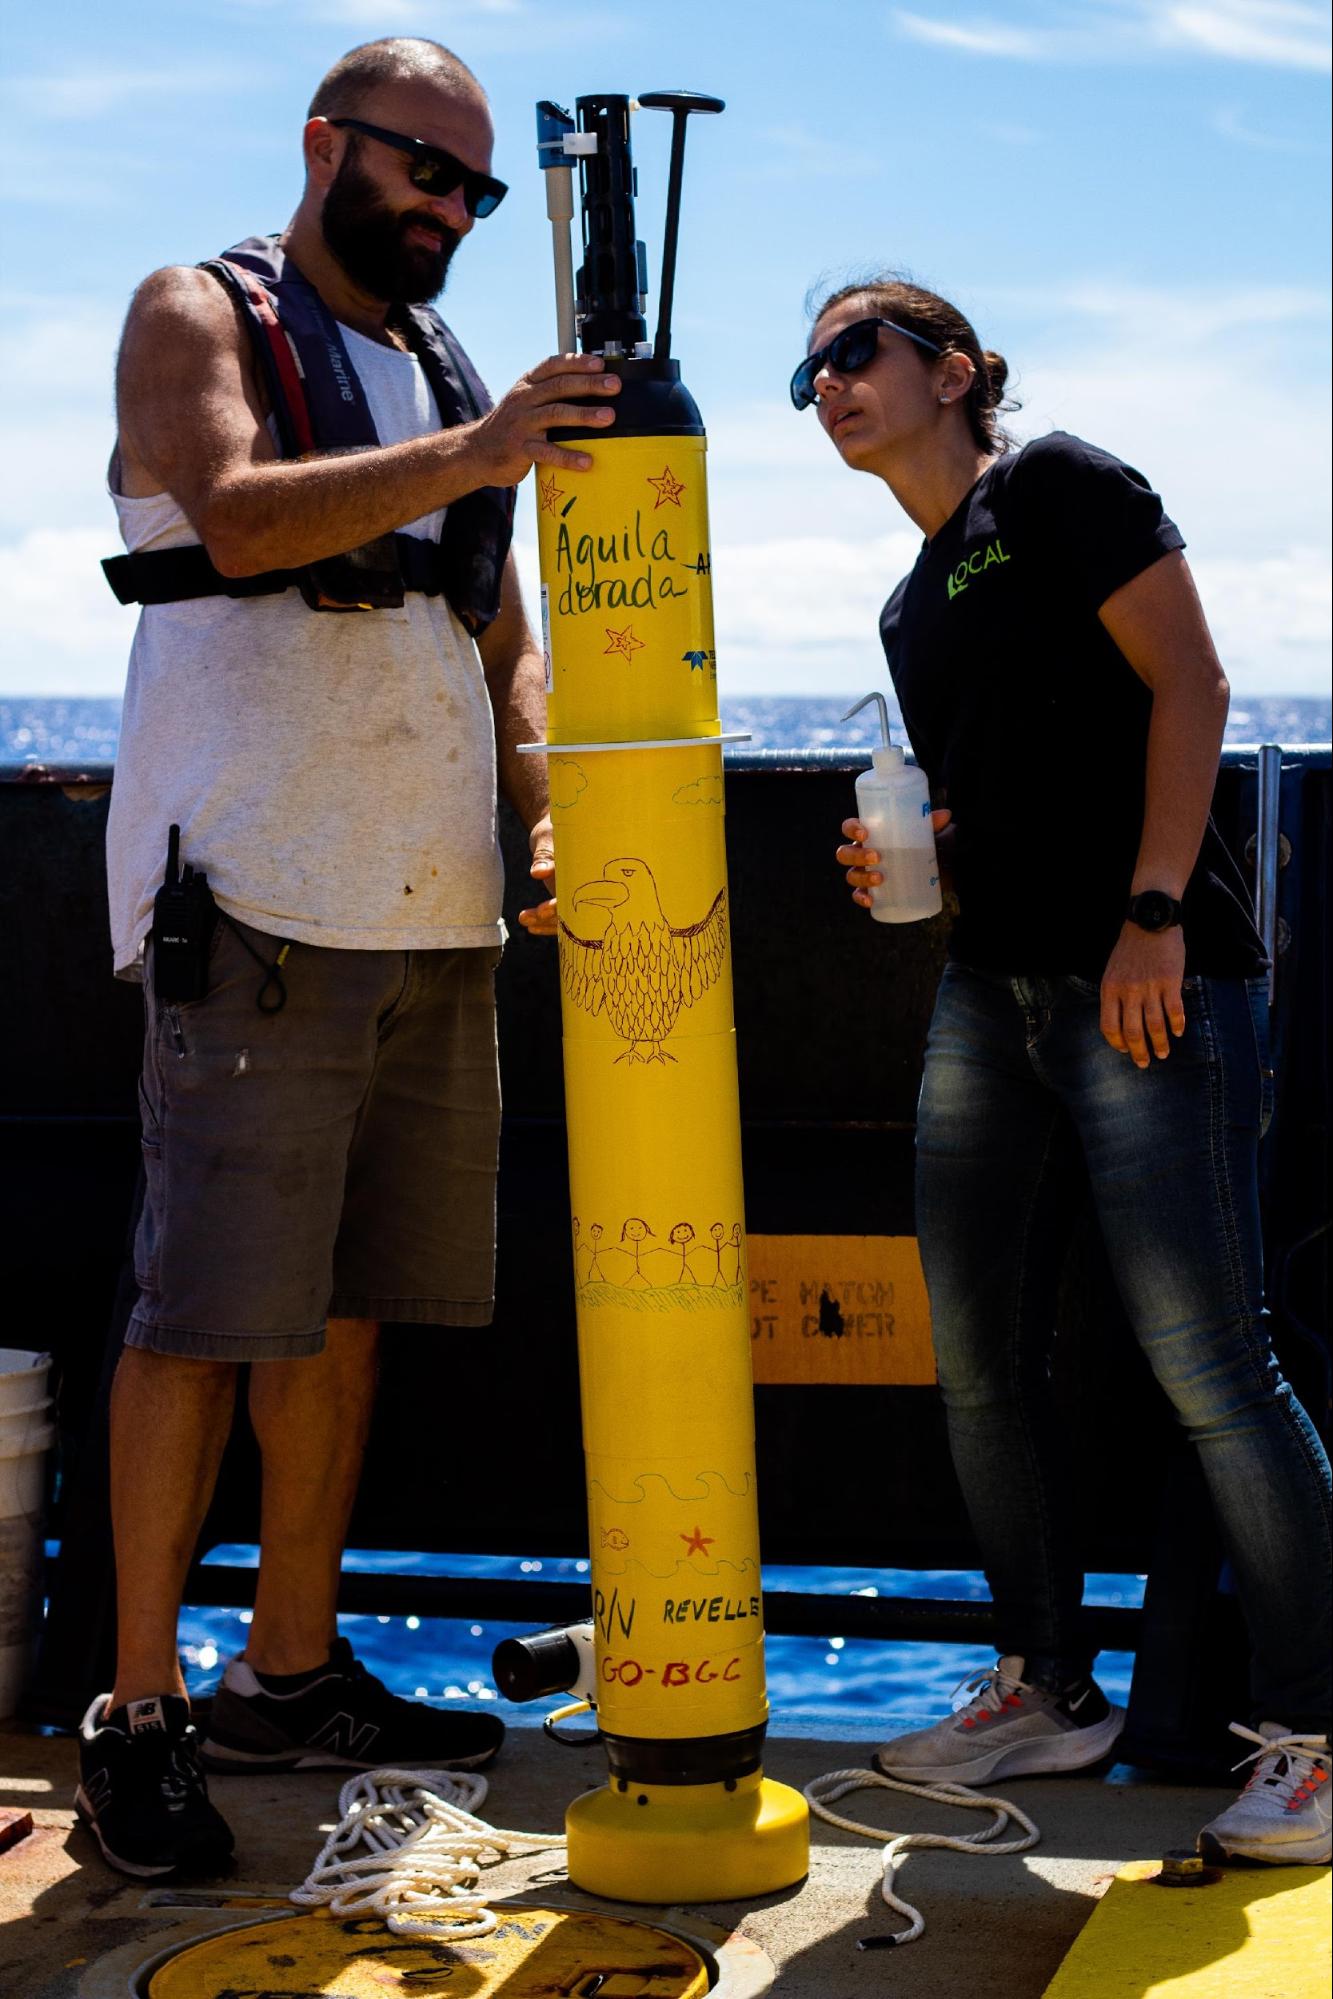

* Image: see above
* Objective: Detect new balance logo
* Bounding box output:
[81,1768,113,1812]
[308,1712,381,1761]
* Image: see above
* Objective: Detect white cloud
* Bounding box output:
[894,12,1053,58]
[981,121,1044,145]
[1187,547,1331,687]
[1212,102,1326,147]
[1,65,250,121]
[893,2,1333,71]
[224,0,519,15]
[1160,1,1332,68]
[1023,276,1329,338]
[745,125,883,182]
[0,530,137,698]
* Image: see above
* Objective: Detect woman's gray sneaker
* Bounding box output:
[874,1656,1125,1786]
[199,1637,505,1773]
[75,1693,235,1878]
[1197,1723,1331,1865]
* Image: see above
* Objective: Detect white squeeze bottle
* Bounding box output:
[843,692,942,923]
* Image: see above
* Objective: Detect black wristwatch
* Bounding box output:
[1126,889,1183,933]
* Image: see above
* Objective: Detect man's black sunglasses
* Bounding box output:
[330,118,508,219]
[790,316,943,411]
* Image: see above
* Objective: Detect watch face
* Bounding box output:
[1131,890,1178,931]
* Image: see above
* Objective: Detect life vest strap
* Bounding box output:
[103,536,449,608]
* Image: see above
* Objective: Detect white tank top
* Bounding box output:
[105,324,504,975]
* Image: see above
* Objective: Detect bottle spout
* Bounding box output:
[841,691,893,747]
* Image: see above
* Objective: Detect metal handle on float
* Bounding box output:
[638,92,725,362]
[1255,742,1282,1003]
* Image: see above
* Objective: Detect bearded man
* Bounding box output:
[80,37,619,1878]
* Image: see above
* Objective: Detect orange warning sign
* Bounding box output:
[747,1234,935,1386]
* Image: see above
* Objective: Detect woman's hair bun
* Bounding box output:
[980,350,1008,404]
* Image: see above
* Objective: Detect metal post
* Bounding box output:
[1255,742,1282,1003]
[535,101,580,355]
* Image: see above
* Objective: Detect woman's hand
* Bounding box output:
[1099,923,1186,1065]
[518,814,558,938]
[836,810,951,910]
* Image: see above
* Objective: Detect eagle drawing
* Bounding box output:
[560,857,727,1063]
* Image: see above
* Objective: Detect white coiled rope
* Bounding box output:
[803,1766,1040,1946]
[291,1767,567,1941]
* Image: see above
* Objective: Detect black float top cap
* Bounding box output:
[637,91,726,114]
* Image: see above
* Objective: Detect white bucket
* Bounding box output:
[0,1415,55,1720]
[0,1398,53,1448]
[0,1350,53,1418]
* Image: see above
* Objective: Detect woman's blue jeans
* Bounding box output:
[916,962,1331,1731]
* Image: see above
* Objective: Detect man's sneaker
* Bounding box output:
[874,1655,1125,1786]
[75,1693,235,1878]
[199,1637,505,1773]
[1198,1722,1331,1866]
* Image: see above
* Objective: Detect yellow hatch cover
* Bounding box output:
[1042,1860,1330,1997]
[147,1905,710,1996]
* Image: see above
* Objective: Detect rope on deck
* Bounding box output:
[290,1766,567,1941]
[804,1766,1040,1946]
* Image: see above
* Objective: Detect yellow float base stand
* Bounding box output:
[566,1768,810,1904]
[1042,1859,1330,1998]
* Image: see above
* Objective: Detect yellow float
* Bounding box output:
[511,89,809,1904]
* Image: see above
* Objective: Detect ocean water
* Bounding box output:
[179,1547,1142,1731]
[3,692,1330,765]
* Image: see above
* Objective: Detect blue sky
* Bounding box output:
[2,0,1329,698]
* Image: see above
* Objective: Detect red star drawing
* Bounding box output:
[603,624,645,661]
[647,464,686,509]
[681,1526,715,1556]
[538,472,566,516]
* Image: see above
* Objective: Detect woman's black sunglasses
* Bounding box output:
[330,118,508,219]
[790,316,942,411]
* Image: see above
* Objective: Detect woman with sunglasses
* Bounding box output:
[798,275,1330,1864]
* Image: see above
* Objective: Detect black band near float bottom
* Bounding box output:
[602,1722,768,1788]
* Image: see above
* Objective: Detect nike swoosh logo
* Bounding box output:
[1067,1689,1091,1714]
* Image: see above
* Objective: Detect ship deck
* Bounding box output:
[1,1706,1277,1997]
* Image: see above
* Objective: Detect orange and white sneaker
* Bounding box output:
[1198,1722,1331,1865]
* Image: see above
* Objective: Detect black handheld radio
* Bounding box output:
[152,825,217,1001]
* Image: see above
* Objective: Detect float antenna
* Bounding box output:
[638,92,724,362]
[535,100,586,354]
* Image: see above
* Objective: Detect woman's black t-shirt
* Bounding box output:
[878,431,1264,978]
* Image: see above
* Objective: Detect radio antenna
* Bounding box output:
[638,92,724,362]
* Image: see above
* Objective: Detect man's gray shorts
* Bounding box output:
[128,917,503,1362]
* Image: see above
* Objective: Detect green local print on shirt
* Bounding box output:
[946,537,1011,600]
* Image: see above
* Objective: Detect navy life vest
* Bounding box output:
[103,235,515,631]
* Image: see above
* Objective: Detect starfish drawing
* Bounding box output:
[647,464,686,509]
[681,1526,715,1556]
[604,624,645,662]
[537,472,566,516]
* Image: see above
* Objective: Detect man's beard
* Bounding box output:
[321,146,461,304]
